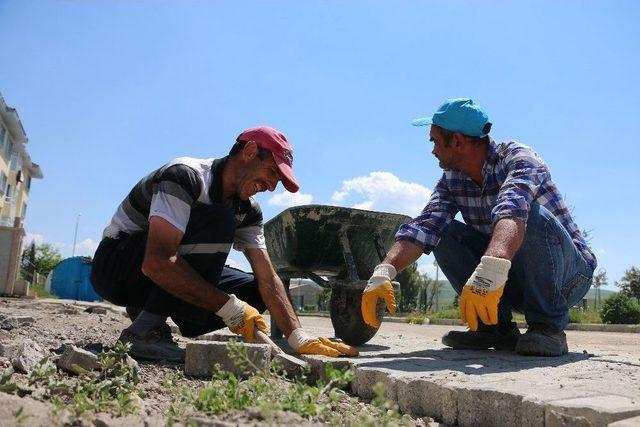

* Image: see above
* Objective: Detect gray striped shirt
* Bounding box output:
[102,156,265,251]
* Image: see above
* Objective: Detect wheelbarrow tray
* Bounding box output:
[264,205,411,280]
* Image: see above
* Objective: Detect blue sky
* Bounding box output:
[1,1,638,290]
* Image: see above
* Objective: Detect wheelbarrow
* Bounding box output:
[264,205,410,345]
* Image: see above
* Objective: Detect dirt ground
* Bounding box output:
[0,297,435,427]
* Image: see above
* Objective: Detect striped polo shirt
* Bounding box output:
[102,156,266,251]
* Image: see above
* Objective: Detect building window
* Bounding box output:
[3,137,13,161]
[5,184,14,203]
[22,202,27,218]
[0,123,6,147]
[26,176,31,192]
[0,171,7,196]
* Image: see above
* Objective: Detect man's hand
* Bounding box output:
[216,294,268,342]
[361,264,397,328]
[460,256,511,331]
[287,328,359,357]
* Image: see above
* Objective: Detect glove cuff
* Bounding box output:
[480,256,511,275]
[215,294,246,326]
[469,256,511,291]
[372,263,397,281]
[287,327,313,352]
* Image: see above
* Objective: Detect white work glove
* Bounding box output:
[460,256,511,331]
[287,328,358,357]
[361,264,397,328]
[216,294,267,342]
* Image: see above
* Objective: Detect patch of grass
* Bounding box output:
[3,341,144,422]
[168,340,411,426]
[568,309,602,324]
[405,312,427,324]
[28,282,57,299]
[428,308,460,320]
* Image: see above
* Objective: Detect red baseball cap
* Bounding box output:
[236,126,299,193]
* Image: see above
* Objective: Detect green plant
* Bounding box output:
[4,342,144,422]
[568,309,601,324]
[405,311,427,324]
[601,293,640,324]
[168,340,408,425]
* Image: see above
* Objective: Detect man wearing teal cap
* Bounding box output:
[361,98,596,356]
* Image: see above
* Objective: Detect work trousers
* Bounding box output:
[433,203,594,331]
[90,204,266,337]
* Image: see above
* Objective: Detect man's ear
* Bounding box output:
[241,140,259,161]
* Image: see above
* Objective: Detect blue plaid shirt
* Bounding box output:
[396,140,597,270]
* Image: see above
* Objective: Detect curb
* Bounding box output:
[296,312,640,333]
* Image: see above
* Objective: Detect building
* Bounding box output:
[0,92,43,295]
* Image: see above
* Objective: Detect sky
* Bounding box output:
[1,0,638,290]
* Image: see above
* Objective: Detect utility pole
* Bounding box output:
[72,214,81,257]
[434,259,439,312]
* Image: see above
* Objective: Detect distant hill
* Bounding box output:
[429,282,617,311]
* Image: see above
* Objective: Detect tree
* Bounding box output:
[32,243,63,278]
[618,266,640,304]
[396,262,422,312]
[592,269,608,309]
[21,241,37,282]
[423,273,444,312]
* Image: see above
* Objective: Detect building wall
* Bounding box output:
[0,117,32,225]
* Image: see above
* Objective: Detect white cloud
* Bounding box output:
[330,172,431,217]
[24,233,44,246]
[268,191,314,208]
[76,238,99,252]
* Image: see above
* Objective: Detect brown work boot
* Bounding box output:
[117,323,185,362]
[515,323,568,357]
[442,322,521,351]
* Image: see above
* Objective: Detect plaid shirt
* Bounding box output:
[396,140,597,270]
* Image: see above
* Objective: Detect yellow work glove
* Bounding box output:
[460,256,511,331]
[215,294,268,342]
[361,264,397,329]
[287,328,359,357]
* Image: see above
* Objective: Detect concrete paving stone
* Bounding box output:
[11,339,46,374]
[609,415,640,426]
[197,332,246,342]
[184,341,271,378]
[545,394,640,426]
[56,345,99,374]
[288,316,640,426]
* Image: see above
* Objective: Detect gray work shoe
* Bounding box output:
[515,323,568,357]
[117,323,185,362]
[442,322,521,351]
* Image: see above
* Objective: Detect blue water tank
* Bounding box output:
[50,257,102,302]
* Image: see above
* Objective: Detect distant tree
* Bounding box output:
[618,266,640,304]
[33,243,63,278]
[396,262,422,312]
[424,273,443,312]
[21,241,37,282]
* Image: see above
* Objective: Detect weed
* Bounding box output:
[166,340,410,426]
[3,341,144,423]
[13,406,30,424]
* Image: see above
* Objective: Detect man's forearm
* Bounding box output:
[257,274,301,336]
[383,240,425,273]
[142,255,230,312]
[484,218,526,260]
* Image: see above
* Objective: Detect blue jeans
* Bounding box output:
[433,203,594,331]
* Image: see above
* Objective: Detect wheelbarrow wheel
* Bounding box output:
[329,286,384,346]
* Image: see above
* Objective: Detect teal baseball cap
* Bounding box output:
[412,98,492,137]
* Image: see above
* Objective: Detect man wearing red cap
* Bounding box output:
[91,126,357,361]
